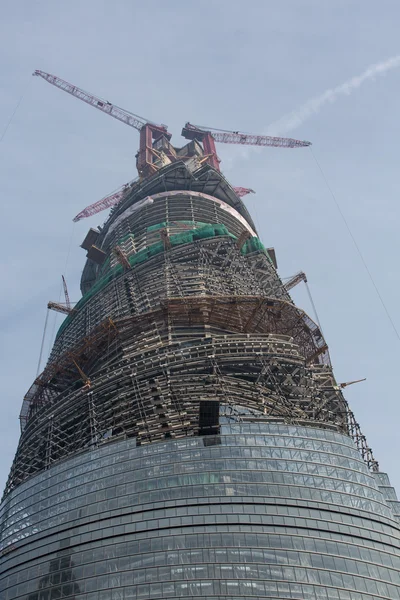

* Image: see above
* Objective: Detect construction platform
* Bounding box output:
[4,161,378,497]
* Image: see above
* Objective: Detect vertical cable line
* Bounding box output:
[305,280,323,334]
[0,95,25,143]
[63,220,77,276]
[46,222,77,359]
[1,78,48,376]
[310,147,400,343]
[36,309,50,377]
[0,80,31,144]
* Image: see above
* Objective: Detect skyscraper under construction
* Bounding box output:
[1,72,400,599]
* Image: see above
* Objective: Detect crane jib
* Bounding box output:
[32,69,165,133]
[32,70,312,222]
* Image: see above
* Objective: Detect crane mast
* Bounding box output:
[47,276,74,315]
[62,275,71,311]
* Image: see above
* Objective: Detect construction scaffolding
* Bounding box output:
[5,157,378,498]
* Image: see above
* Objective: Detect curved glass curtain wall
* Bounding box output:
[1,423,400,599]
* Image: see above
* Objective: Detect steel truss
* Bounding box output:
[6,167,379,497]
[6,292,376,497]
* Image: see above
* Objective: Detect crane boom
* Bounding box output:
[47,301,73,315]
[33,70,167,133]
[73,184,254,222]
[47,275,74,315]
[183,122,311,149]
[284,271,308,291]
[62,275,71,310]
[73,185,130,222]
[234,187,255,198]
[338,378,367,389]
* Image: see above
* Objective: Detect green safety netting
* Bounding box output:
[117,233,136,243]
[147,222,167,232]
[56,223,268,339]
[241,236,269,256]
[147,243,164,257]
[98,256,111,277]
[171,232,193,245]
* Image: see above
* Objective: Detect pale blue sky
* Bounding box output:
[1,1,400,492]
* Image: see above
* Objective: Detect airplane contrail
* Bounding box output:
[267,54,400,135]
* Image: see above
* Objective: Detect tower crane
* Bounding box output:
[284,271,308,292]
[48,275,74,315]
[33,70,171,177]
[181,122,311,171]
[33,70,311,221]
[73,181,136,222]
[62,275,71,311]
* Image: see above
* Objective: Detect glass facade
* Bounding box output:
[1,423,400,599]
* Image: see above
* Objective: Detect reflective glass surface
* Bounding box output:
[1,424,400,599]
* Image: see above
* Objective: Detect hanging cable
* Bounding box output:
[310,147,400,343]
[46,283,62,360]
[63,220,76,276]
[46,222,78,359]
[36,309,50,376]
[0,80,31,144]
[305,280,323,334]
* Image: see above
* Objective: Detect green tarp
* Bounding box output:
[56,223,269,339]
